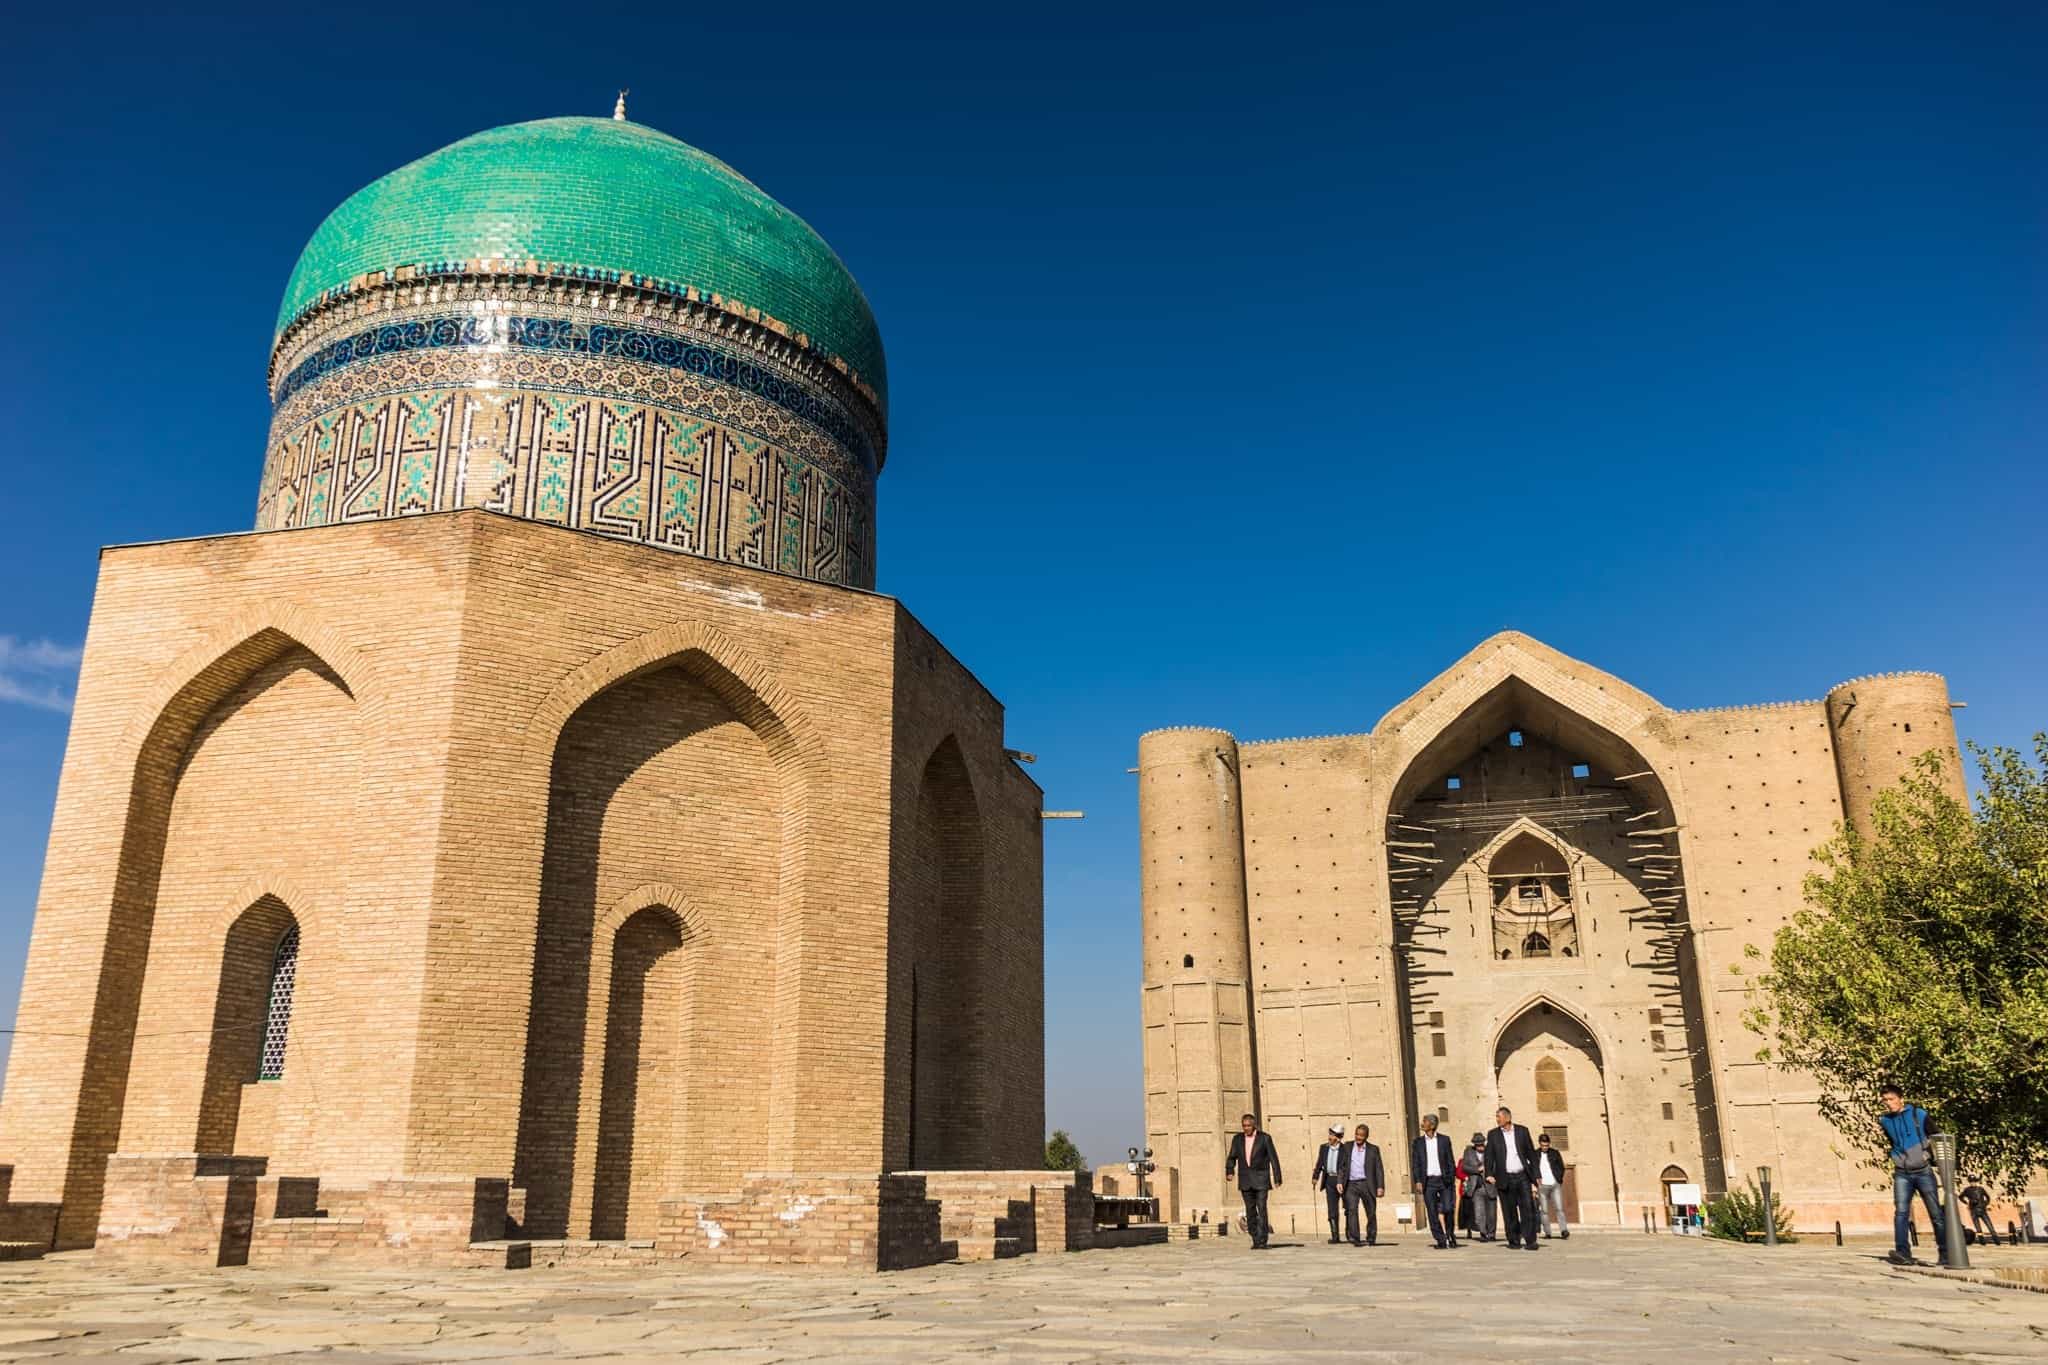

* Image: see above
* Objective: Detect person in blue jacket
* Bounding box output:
[1878,1082,1947,1266]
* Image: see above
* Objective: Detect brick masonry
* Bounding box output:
[0,509,1047,1266]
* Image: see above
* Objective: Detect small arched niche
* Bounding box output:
[1488,830,1578,960]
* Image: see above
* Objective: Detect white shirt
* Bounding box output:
[1349,1145,1368,1181]
[1325,1144,1340,1176]
[1539,1151,1559,1187]
[1424,1136,1442,1177]
[1501,1127,1524,1174]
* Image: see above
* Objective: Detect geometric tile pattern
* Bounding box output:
[260,296,878,588]
[259,925,299,1082]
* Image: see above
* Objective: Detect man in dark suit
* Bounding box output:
[1410,1113,1461,1249]
[1341,1122,1385,1246]
[1312,1124,1348,1243]
[1484,1106,1542,1251]
[1224,1112,1283,1249]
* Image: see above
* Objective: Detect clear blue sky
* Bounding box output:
[0,2,2042,1169]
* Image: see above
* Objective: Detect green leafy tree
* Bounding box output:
[1044,1130,1085,1172]
[1744,738,2048,1195]
[1705,1178,1798,1243]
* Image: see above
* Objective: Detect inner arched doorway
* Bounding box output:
[1494,1001,1618,1225]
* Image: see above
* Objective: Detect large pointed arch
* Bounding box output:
[49,607,365,1248]
[509,621,822,1235]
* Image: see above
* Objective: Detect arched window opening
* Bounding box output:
[1534,1056,1567,1112]
[1488,830,1579,960]
[258,925,300,1081]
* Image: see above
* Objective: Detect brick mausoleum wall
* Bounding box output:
[0,509,1048,1262]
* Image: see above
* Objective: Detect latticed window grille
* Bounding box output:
[259,925,300,1081]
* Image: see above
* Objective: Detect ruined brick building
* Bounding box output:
[0,110,1073,1268]
[1139,632,1978,1235]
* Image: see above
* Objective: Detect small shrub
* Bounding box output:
[1705,1178,1797,1243]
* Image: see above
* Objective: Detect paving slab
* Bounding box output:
[3,1238,2047,1361]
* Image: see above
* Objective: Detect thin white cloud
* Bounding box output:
[0,636,82,713]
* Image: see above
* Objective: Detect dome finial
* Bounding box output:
[613,89,629,122]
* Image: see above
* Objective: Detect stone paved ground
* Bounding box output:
[3,1233,2046,1362]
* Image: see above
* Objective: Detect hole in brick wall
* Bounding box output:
[1447,776,1462,790]
[1183,954,1194,968]
[1509,730,1524,747]
[1571,763,1590,778]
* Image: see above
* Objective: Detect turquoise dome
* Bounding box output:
[276,116,886,412]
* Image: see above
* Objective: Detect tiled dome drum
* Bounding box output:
[259,117,888,588]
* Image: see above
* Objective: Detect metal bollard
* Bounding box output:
[1929,1133,1969,1270]
[1759,1167,1777,1247]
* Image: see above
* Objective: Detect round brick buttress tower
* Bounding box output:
[1825,671,1968,839]
[1137,727,1258,1220]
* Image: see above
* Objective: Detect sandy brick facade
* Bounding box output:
[1141,631,1990,1236]
[0,510,1046,1267]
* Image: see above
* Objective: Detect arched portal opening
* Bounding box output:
[589,905,686,1241]
[1381,673,1725,1208]
[1494,1000,1614,1224]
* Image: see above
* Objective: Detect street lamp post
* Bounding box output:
[1929,1133,1969,1270]
[1758,1166,1777,1247]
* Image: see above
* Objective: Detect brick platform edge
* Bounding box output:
[95,1155,508,1267]
[0,1164,61,1259]
[658,1171,1096,1269]
[85,1161,1098,1271]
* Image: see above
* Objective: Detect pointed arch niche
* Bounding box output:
[1492,997,1617,1223]
[512,644,797,1239]
[890,734,989,1170]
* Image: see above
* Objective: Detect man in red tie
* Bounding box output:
[1224,1112,1283,1249]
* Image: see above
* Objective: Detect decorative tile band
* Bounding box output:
[274,312,877,477]
[258,373,874,588]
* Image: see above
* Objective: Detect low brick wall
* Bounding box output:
[0,1164,60,1254]
[656,1174,950,1270]
[95,1156,508,1268]
[96,1155,266,1266]
[1031,1173,1093,1252]
[250,1176,509,1265]
[898,1170,1046,1260]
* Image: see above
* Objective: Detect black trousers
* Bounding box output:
[1241,1186,1270,1245]
[1497,1172,1538,1247]
[1422,1176,1457,1245]
[1344,1184,1378,1243]
[1323,1183,1342,1236]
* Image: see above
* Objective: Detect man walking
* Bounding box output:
[1485,1106,1542,1251]
[1461,1133,1497,1241]
[1342,1123,1385,1246]
[1877,1083,1945,1267]
[1225,1112,1282,1250]
[1313,1124,1348,1244]
[1535,1132,1569,1239]
[1411,1113,1460,1249]
[1960,1176,2000,1247]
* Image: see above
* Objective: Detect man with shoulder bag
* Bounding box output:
[1878,1082,1946,1266]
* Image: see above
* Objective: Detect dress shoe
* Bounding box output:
[1560,1231,1570,1239]
[1524,1243,1540,1251]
